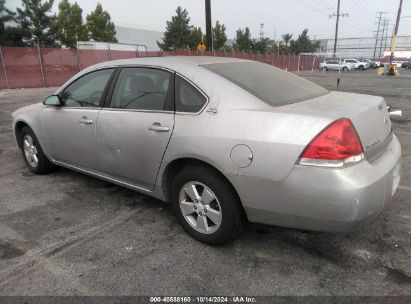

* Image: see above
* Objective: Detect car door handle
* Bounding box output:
[149,123,170,132]
[78,117,93,124]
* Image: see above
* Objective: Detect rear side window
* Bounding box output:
[203,62,327,107]
[175,76,207,113]
[110,67,173,111]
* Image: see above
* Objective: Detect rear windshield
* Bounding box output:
[202,62,328,107]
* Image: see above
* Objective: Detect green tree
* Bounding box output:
[0,0,27,45]
[0,0,14,35]
[52,0,87,48]
[252,37,274,53]
[234,27,252,52]
[86,2,117,43]
[289,29,319,54]
[280,33,293,54]
[189,26,202,49]
[281,33,292,47]
[0,26,27,45]
[157,6,192,50]
[212,20,226,51]
[15,0,57,46]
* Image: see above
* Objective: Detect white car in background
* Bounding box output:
[392,61,405,68]
[320,60,353,71]
[343,59,370,70]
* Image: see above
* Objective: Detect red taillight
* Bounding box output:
[299,118,364,167]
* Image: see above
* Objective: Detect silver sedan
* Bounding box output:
[12,57,401,244]
[320,60,353,71]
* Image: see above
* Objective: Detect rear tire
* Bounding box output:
[171,165,246,245]
[343,67,348,71]
[20,126,56,174]
[359,65,364,70]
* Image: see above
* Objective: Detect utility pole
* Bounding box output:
[373,12,385,59]
[389,0,403,65]
[330,0,348,59]
[205,0,213,51]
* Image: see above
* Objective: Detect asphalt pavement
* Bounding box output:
[0,69,410,296]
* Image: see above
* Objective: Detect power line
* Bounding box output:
[291,0,330,16]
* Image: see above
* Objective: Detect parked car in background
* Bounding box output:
[364,59,380,69]
[343,59,370,70]
[320,60,353,71]
[401,61,410,69]
[392,61,405,68]
[12,57,401,245]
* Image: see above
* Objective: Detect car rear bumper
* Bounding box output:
[229,134,402,232]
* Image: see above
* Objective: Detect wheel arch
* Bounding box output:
[14,120,30,149]
[160,157,244,211]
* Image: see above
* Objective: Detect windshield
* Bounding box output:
[202,61,328,107]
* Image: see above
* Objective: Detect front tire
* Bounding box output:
[171,165,246,245]
[343,67,348,71]
[20,126,56,174]
[359,65,364,70]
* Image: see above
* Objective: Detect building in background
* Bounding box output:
[115,23,163,51]
[318,36,411,59]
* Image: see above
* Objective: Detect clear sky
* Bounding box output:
[6,0,411,40]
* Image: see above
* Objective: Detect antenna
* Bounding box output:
[259,23,264,39]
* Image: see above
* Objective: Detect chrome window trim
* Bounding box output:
[43,106,101,110]
[100,107,174,114]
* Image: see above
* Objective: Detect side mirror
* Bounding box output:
[43,95,62,106]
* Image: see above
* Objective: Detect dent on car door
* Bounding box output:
[96,67,175,190]
[41,68,115,170]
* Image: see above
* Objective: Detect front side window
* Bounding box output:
[175,76,207,113]
[61,69,114,107]
[110,67,173,111]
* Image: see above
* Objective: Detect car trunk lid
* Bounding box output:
[277,91,392,160]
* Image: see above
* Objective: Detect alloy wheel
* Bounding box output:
[23,134,39,168]
[179,181,222,234]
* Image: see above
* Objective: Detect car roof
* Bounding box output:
[87,56,249,70]
[57,56,257,97]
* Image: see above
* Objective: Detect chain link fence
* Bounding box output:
[0,44,324,89]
